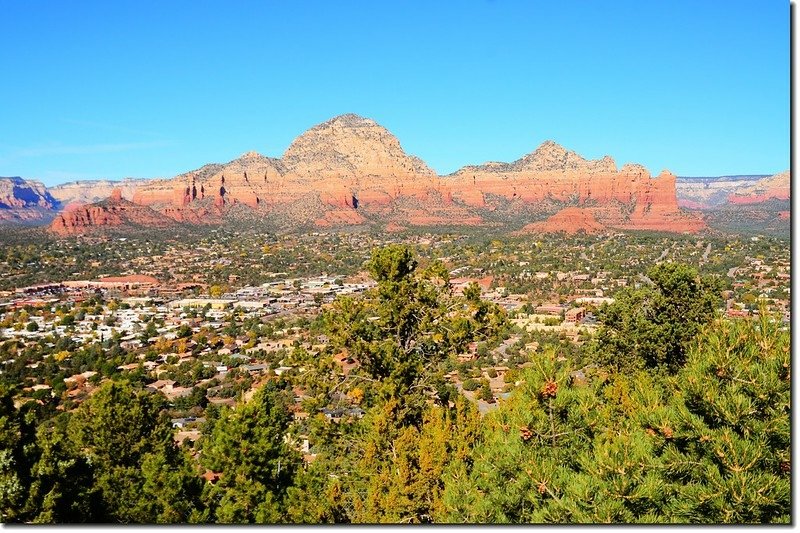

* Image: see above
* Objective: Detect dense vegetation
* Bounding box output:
[0,245,790,524]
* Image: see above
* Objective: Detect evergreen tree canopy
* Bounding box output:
[592,262,722,373]
[199,380,299,523]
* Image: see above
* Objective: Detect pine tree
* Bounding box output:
[199,380,299,523]
[0,386,36,522]
[661,311,790,523]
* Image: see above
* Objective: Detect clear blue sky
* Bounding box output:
[0,0,789,186]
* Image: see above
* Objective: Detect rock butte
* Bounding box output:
[50,113,710,235]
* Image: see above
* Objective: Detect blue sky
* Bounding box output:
[0,0,789,186]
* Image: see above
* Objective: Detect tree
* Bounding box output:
[323,245,505,420]
[22,416,100,523]
[209,285,225,298]
[199,380,299,523]
[291,245,505,523]
[0,386,36,522]
[462,378,479,392]
[592,263,722,374]
[440,310,790,524]
[660,310,790,523]
[63,381,204,522]
[141,321,159,343]
[477,379,494,403]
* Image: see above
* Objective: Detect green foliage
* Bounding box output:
[0,239,788,525]
[661,311,790,523]
[477,379,494,402]
[462,378,479,391]
[323,244,505,419]
[0,386,36,522]
[440,312,789,524]
[199,380,299,523]
[18,381,206,523]
[592,263,722,373]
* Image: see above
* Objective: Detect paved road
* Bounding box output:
[701,243,712,263]
[638,273,655,286]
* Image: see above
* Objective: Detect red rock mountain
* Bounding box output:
[0,177,60,223]
[50,114,706,235]
[50,188,216,235]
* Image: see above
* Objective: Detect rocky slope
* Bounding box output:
[517,206,604,234]
[46,113,710,235]
[726,171,790,205]
[0,176,60,223]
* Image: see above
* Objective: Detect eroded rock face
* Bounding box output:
[50,114,706,235]
[0,177,58,209]
[283,114,435,179]
[447,151,703,234]
[50,191,175,236]
[0,177,60,223]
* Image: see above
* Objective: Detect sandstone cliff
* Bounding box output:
[50,188,176,236]
[0,176,60,223]
[449,144,703,234]
[518,206,604,234]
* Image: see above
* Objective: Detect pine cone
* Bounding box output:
[541,380,558,399]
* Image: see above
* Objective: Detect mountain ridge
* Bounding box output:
[0,114,784,235]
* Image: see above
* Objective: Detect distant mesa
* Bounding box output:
[726,171,789,205]
[676,172,788,210]
[49,178,149,205]
[0,113,782,235]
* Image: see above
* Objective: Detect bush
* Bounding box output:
[477,379,494,402]
[462,378,479,391]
